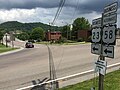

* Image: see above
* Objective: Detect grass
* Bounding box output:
[36,41,90,45]
[0,44,17,53]
[59,70,120,90]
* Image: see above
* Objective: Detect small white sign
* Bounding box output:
[102,45,114,58]
[104,2,118,15]
[92,28,101,43]
[91,44,101,55]
[92,18,101,28]
[102,25,116,45]
[95,60,107,75]
[103,13,117,25]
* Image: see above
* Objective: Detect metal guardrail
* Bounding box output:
[16,62,120,90]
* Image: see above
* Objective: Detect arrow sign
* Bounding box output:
[102,45,114,58]
[104,49,112,54]
[91,44,101,55]
[93,47,98,51]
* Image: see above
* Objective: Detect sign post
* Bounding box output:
[91,2,118,90]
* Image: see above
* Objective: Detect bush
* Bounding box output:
[55,37,67,44]
[87,36,91,42]
[77,38,84,42]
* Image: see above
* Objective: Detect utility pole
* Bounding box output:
[70,24,73,40]
[5,33,8,47]
[47,45,58,90]
[66,24,69,40]
[10,31,14,48]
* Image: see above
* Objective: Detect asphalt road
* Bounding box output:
[0,39,120,90]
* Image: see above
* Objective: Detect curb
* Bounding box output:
[0,47,24,56]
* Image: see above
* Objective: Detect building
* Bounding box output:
[46,31,61,41]
[77,30,91,41]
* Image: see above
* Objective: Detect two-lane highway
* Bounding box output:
[0,39,120,90]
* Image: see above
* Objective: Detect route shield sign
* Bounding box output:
[102,25,116,45]
[102,45,114,58]
[91,44,101,55]
[92,28,101,43]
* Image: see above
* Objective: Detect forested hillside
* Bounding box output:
[0,21,61,31]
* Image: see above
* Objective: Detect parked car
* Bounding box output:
[25,42,34,48]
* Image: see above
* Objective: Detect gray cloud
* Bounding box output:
[0,0,119,13]
[0,0,119,27]
[0,0,59,9]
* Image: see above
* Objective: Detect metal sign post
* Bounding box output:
[91,2,118,90]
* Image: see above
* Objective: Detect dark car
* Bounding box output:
[25,42,34,48]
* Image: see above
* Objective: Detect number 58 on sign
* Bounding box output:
[102,25,116,45]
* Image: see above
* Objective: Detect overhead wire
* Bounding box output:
[54,0,80,72]
[52,0,66,25]
[50,0,66,72]
[71,0,80,24]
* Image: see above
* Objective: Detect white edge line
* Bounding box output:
[16,62,120,90]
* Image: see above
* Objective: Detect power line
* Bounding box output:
[52,0,66,25]
[71,0,80,23]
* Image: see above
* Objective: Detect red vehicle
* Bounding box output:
[25,42,34,48]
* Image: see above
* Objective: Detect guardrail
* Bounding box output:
[16,62,120,90]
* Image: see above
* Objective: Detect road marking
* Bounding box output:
[16,62,120,90]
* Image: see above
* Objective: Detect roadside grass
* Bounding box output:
[59,70,120,90]
[0,44,17,53]
[36,41,90,45]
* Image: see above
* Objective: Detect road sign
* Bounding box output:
[102,25,116,45]
[103,13,117,25]
[92,18,101,28]
[102,45,114,58]
[95,60,107,75]
[104,2,118,15]
[92,28,101,43]
[91,44,101,55]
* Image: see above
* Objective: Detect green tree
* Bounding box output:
[0,31,3,43]
[61,25,70,39]
[17,32,29,41]
[72,17,91,40]
[30,27,45,41]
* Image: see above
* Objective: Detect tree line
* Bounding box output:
[0,17,91,43]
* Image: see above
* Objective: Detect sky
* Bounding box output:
[0,0,119,27]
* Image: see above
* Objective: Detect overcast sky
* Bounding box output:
[0,0,119,27]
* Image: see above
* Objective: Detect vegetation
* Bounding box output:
[0,21,62,32]
[0,31,3,43]
[61,25,70,39]
[0,17,91,42]
[16,32,29,41]
[72,17,91,40]
[30,27,45,41]
[0,44,17,53]
[59,70,120,90]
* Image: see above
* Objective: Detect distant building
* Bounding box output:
[77,30,91,41]
[46,31,61,41]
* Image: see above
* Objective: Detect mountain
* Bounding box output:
[0,21,61,32]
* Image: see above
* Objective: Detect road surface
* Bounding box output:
[0,39,120,90]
